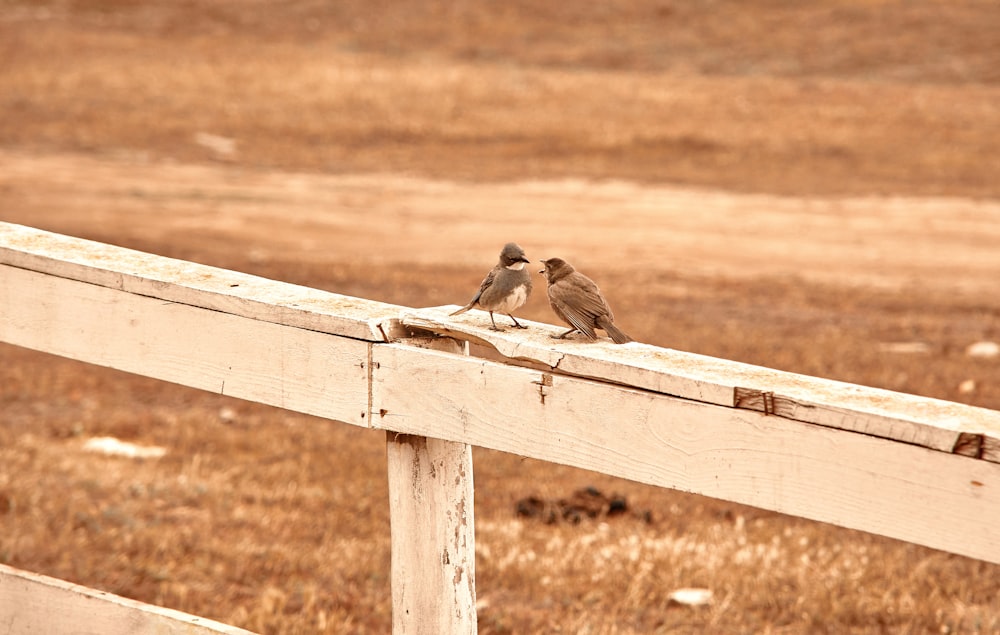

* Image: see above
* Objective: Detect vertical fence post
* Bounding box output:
[385,337,477,634]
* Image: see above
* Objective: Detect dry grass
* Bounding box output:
[1,2,998,197]
[2,1,1000,633]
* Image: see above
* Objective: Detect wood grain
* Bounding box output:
[0,564,255,635]
[0,222,406,342]
[402,307,1000,462]
[387,433,477,634]
[0,264,371,427]
[385,336,478,634]
[370,343,1000,564]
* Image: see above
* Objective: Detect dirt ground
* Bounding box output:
[1,1,1000,633]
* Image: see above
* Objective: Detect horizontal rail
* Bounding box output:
[370,342,1000,561]
[0,564,255,635]
[399,313,1000,459]
[3,222,996,462]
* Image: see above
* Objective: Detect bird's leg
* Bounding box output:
[550,328,577,340]
[488,312,503,331]
[509,315,528,329]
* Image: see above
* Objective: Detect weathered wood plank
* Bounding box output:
[5,221,996,460]
[402,307,1000,462]
[387,433,477,634]
[370,343,1000,564]
[0,265,371,427]
[0,564,256,635]
[385,336,477,635]
[0,222,405,342]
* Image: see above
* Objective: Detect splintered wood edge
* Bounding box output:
[400,307,735,403]
[0,222,404,342]
[400,308,566,365]
[399,307,1000,463]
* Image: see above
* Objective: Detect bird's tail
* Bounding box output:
[598,317,633,344]
[449,303,475,316]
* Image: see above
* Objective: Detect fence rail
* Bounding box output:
[1,221,998,633]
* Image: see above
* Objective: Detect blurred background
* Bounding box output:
[1,1,999,632]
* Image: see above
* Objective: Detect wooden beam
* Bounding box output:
[386,433,477,634]
[0,222,406,342]
[401,308,1000,462]
[0,265,371,427]
[3,222,997,461]
[385,336,477,634]
[0,564,256,635]
[370,343,1000,564]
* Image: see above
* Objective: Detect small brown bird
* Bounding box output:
[451,242,533,331]
[539,257,632,344]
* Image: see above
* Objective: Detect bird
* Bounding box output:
[539,257,632,344]
[451,242,533,331]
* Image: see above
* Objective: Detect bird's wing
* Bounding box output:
[555,300,598,338]
[475,267,499,299]
[450,267,498,315]
[549,285,606,340]
[565,276,615,338]
[572,277,612,317]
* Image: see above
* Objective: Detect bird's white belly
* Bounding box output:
[493,284,528,313]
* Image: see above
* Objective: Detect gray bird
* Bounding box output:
[539,257,632,344]
[451,242,533,330]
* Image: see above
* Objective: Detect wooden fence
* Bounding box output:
[1,221,998,633]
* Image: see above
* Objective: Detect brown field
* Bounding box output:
[2,1,1000,633]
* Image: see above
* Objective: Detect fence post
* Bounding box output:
[385,337,477,634]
